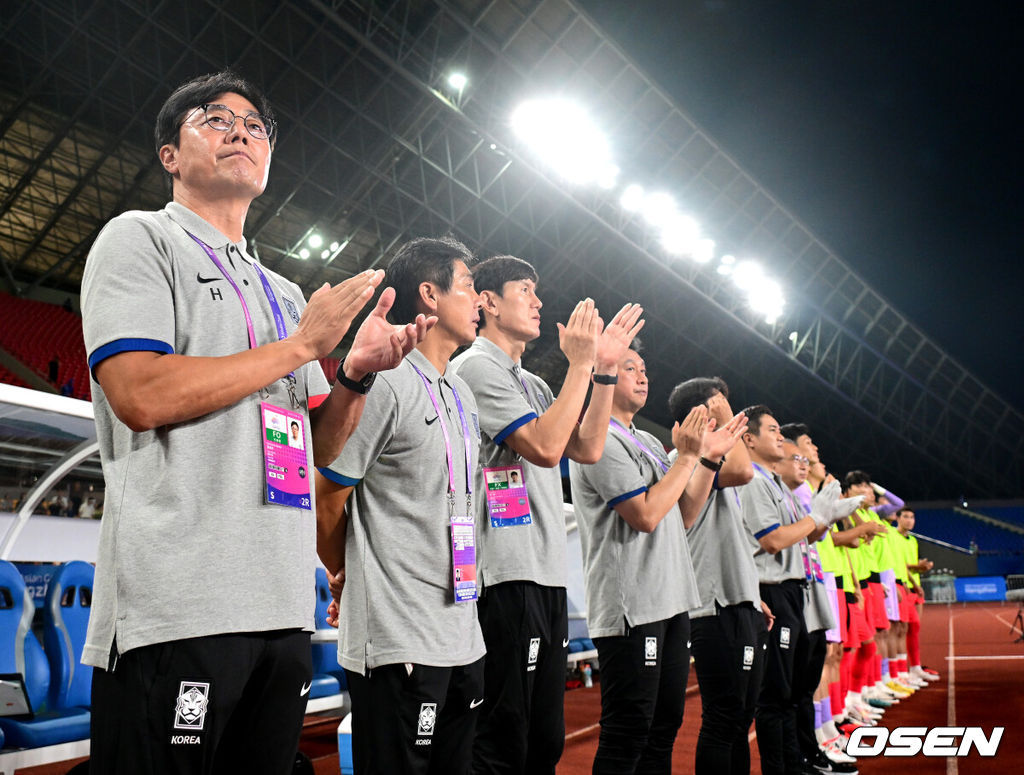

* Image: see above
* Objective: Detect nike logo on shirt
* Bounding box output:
[425,415,439,425]
[469,698,485,709]
[196,273,221,283]
[562,638,570,648]
[300,681,312,697]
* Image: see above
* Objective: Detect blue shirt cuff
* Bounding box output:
[609,486,648,508]
[316,467,361,487]
[493,412,538,446]
[754,524,781,540]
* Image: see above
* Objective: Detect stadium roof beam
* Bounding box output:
[0,0,1020,497]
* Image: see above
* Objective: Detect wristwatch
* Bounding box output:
[698,455,724,472]
[592,373,618,385]
[335,358,376,394]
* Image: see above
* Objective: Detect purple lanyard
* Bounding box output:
[511,365,538,408]
[185,231,294,378]
[609,418,668,474]
[410,363,473,505]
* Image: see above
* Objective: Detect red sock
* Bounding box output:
[889,659,898,678]
[873,651,882,684]
[830,681,844,718]
[840,649,855,698]
[908,620,921,665]
[853,641,876,692]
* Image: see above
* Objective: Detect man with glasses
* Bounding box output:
[81,71,433,774]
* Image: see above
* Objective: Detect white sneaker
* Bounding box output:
[824,740,859,766]
[847,705,878,726]
[898,671,928,688]
[911,666,940,682]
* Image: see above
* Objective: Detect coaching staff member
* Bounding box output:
[81,71,432,774]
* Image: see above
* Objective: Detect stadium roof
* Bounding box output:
[2,0,1020,499]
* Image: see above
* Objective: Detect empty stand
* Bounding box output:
[0,293,89,400]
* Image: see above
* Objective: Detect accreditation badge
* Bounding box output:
[482,464,533,528]
[450,513,478,603]
[260,401,312,509]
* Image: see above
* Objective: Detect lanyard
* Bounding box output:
[185,230,294,380]
[410,363,473,508]
[511,364,539,408]
[609,418,668,474]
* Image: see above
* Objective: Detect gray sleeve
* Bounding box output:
[319,377,398,484]
[453,354,536,444]
[81,214,177,372]
[739,478,783,539]
[583,432,649,507]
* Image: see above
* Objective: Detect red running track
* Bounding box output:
[558,601,1024,774]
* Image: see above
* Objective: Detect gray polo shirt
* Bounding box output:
[80,202,328,668]
[569,422,700,638]
[449,337,566,590]
[683,480,763,618]
[739,463,806,584]
[319,348,486,674]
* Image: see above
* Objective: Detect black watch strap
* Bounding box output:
[335,357,376,394]
[592,373,618,385]
[698,455,724,472]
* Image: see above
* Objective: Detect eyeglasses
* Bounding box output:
[184,103,276,142]
[789,454,809,464]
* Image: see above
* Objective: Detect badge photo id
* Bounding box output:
[482,464,532,528]
[261,401,311,509]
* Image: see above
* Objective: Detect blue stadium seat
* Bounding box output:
[312,568,346,691]
[0,561,89,748]
[42,561,94,710]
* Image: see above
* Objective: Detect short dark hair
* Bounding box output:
[386,236,474,324]
[895,507,913,518]
[842,469,872,494]
[740,404,774,435]
[629,336,645,355]
[472,256,538,328]
[155,71,276,189]
[780,422,811,442]
[667,377,729,423]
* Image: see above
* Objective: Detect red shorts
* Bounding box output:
[844,596,874,648]
[835,587,849,644]
[905,590,921,623]
[866,582,890,630]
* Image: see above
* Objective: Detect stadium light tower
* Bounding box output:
[510,98,618,188]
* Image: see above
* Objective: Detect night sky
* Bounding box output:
[577,0,1023,410]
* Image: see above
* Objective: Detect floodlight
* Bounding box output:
[788,331,799,343]
[731,260,763,291]
[330,241,340,251]
[448,72,468,91]
[746,278,785,323]
[321,249,330,259]
[298,248,310,260]
[659,215,700,256]
[692,238,715,264]
[620,184,645,211]
[640,192,677,227]
[510,98,618,188]
[308,234,323,249]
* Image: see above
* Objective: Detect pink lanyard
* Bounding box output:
[609,418,668,474]
[411,363,473,510]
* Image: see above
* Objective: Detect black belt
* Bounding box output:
[868,572,881,583]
